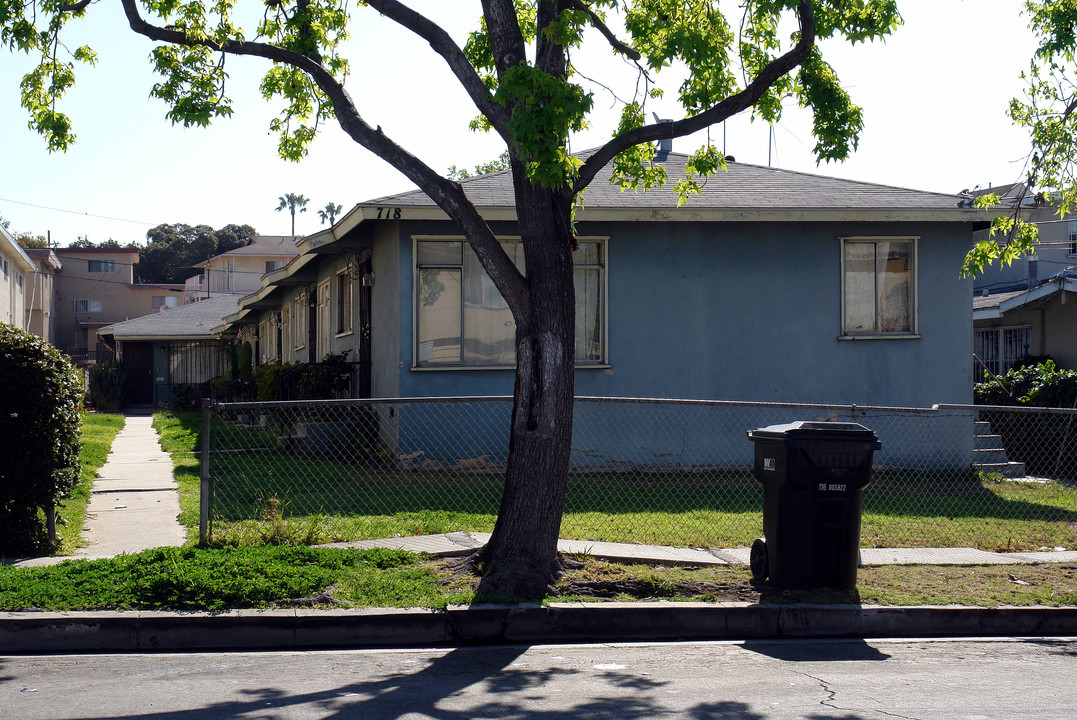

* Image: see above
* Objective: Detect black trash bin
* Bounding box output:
[746,421,881,589]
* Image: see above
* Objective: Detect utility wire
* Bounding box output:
[0,196,157,226]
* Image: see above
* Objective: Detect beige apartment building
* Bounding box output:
[52,247,183,363]
[1,225,34,332]
[23,247,62,343]
[183,235,298,304]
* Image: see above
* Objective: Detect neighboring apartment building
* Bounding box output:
[183,235,298,304]
[1,225,34,331]
[52,247,182,363]
[23,247,62,343]
[969,184,1077,373]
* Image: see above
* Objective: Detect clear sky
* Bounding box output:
[0,1,1039,247]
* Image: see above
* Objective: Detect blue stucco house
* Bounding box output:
[225,152,986,467]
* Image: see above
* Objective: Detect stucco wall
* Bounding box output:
[976,291,1077,370]
[389,219,974,409]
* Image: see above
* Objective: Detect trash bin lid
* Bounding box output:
[747,420,880,445]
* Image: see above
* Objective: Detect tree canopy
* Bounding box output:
[3,0,902,598]
[136,223,257,283]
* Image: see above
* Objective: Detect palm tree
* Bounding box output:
[318,201,343,227]
[275,193,310,236]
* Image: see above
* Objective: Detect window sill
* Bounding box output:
[411,363,611,372]
[838,334,920,341]
[335,330,354,339]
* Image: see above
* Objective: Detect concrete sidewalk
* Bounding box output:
[10,413,186,568]
[76,413,187,558]
[322,532,1077,568]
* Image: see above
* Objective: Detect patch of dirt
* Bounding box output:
[555,577,764,603]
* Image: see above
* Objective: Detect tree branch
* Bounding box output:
[58,1,92,13]
[562,0,641,60]
[574,0,816,193]
[364,0,511,143]
[118,0,528,315]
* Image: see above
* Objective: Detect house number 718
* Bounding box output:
[376,207,402,219]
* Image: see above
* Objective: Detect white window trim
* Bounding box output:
[839,235,919,340]
[410,235,609,370]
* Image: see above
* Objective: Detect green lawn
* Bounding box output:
[3,544,1075,610]
[152,411,1077,552]
[55,413,125,554]
[0,545,468,611]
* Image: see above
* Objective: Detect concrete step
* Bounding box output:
[973,433,1005,450]
[973,447,1011,464]
[974,460,1028,478]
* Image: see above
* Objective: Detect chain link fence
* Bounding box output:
[201,397,1077,551]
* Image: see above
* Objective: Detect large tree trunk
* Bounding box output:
[473,179,577,601]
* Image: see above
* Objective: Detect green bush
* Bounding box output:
[237,342,253,378]
[255,361,290,400]
[87,360,126,413]
[975,359,1077,408]
[0,324,83,556]
[169,384,199,411]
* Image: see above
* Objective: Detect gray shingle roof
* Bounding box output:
[973,289,1028,311]
[99,294,241,340]
[366,151,966,212]
[219,235,300,257]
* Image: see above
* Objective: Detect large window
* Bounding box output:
[415,238,605,366]
[842,237,916,337]
[88,259,115,272]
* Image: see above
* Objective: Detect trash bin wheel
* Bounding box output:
[750,538,768,581]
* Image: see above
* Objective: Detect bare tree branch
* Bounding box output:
[58,1,92,13]
[364,0,512,142]
[575,0,816,193]
[562,0,641,60]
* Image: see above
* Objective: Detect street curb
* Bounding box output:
[3,604,1077,653]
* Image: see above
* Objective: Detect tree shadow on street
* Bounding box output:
[54,644,771,720]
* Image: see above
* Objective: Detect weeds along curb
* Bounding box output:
[3,604,1077,653]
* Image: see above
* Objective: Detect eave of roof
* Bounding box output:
[1,226,35,272]
[973,278,1077,319]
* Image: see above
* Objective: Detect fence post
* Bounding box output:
[199,397,213,545]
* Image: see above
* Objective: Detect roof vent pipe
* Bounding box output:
[652,114,673,158]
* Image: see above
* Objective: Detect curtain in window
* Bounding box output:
[462,244,517,363]
[418,268,462,363]
[843,242,877,333]
[876,241,911,333]
[575,267,602,361]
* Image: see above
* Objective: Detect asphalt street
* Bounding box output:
[5,637,1077,719]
